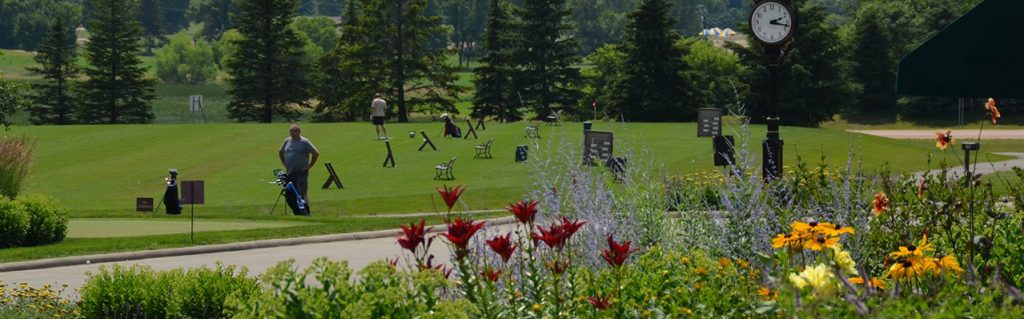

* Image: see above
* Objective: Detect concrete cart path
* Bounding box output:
[851,129,1024,139]
[0,222,517,295]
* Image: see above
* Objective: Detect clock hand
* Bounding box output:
[769,19,790,27]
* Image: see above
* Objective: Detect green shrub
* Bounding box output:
[0,136,35,199]
[79,263,258,319]
[0,197,28,247]
[18,194,69,246]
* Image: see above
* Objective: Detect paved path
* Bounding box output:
[851,129,1024,139]
[0,222,516,296]
[927,152,1024,176]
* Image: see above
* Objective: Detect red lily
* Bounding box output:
[558,216,586,240]
[601,234,638,267]
[918,178,926,199]
[587,294,611,310]
[507,200,539,224]
[397,219,432,253]
[532,223,567,249]
[436,184,465,212]
[442,218,486,258]
[486,233,518,263]
[480,268,502,282]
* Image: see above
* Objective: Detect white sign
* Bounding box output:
[189,95,203,112]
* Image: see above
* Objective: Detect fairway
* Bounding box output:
[66,218,315,238]
[2,121,1007,219]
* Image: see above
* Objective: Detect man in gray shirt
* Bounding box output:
[370,93,388,139]
[279,124,320,203]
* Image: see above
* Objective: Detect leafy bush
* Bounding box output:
[0,197,28,247]
[154,33,219,84]
[0,281,77,319]
[79,263,258,318]
[18,194,68,246]
[0,136,35,199]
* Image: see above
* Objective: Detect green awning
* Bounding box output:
[896,0,1024,98]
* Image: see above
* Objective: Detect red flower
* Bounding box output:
[436,185,464,212]
[442,218,485,258]
[601,234,638,267]
[507,200,539,224]
[486,233,518,263]
[986,98,1001,124]
[587,294,611,310]
[422,255,453,278]
[397,219,432,253]
[480,268,502,282]
[558,216,586,239]
[532,223,567,249]
[935,130,954,150]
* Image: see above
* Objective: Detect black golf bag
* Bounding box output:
[444,117,462,138]
[164,171,182,215]
[277,172,310,216]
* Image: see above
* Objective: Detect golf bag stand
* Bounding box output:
[163,169,182,215]
[272,172,310,216]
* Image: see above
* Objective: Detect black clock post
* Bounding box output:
[749,0,796,181]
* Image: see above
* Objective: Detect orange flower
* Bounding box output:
[804,235,840,251]
[820,223,855,237]
[935,130,954,150]
[986,98,1001,124]
[772,232,804,250]
[872,192,889,216]
[849,277,887,290]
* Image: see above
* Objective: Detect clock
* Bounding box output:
[749,0,796,46]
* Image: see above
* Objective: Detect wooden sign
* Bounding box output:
[583,131,614,166]
[698,108,723,137]
[181,180,205,204]
[136,197,154,212]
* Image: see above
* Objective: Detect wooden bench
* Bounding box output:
[434,157,457,180]
[525,123,540,138]
[475,139,494,159]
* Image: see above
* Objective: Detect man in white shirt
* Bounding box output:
[370,93,388,139]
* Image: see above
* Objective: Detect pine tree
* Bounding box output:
[472,0,518,122]
[25,17,79,125]
[138,0,166,53]
[79,0,156,124]
[608,0,696,122]
[511,0,582,118]
[851,3,895,113]
[388,0,464,122]
[313,0,388,121]
[732,0,855,126]
[226,0,310,123]
[188,0,237,41]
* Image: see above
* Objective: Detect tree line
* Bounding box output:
[4,0,987,125]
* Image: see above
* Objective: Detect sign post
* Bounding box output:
[180,180,205,243]
[189,95,207,123]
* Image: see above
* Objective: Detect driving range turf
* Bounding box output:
[0,121,1009,262]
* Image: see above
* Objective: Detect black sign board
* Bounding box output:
[713,135,735,167]
[698,108,723,137]
[583,131,614,166]
[181,180,205,204]
[136,197,154,212]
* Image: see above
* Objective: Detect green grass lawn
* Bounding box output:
[66,218,315,238]
[3,121,1007,219]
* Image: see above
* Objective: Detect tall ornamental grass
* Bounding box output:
[0,136,35,199]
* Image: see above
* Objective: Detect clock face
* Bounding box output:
[750,1,794,44]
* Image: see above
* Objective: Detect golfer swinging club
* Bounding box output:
[279,124,319,210]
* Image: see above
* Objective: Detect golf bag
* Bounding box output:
[444,117,462,138]
[277,172,310,216]
[164,170,182,215]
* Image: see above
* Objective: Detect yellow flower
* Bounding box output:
[935,255,963,275]
[718,258,732,268]
[832,245,858,275]
[531,303,542,312]
[849,277,887,290]
[736,259,750,269]
[889,233,934,258]
[789,264,839,296]
[887,258,925,281]
[772,233,804,250]
[804,236,840,251]
[757,286,777,301]
[694,267,707,276]
[680,256,691,265]
[820,223,855,237]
